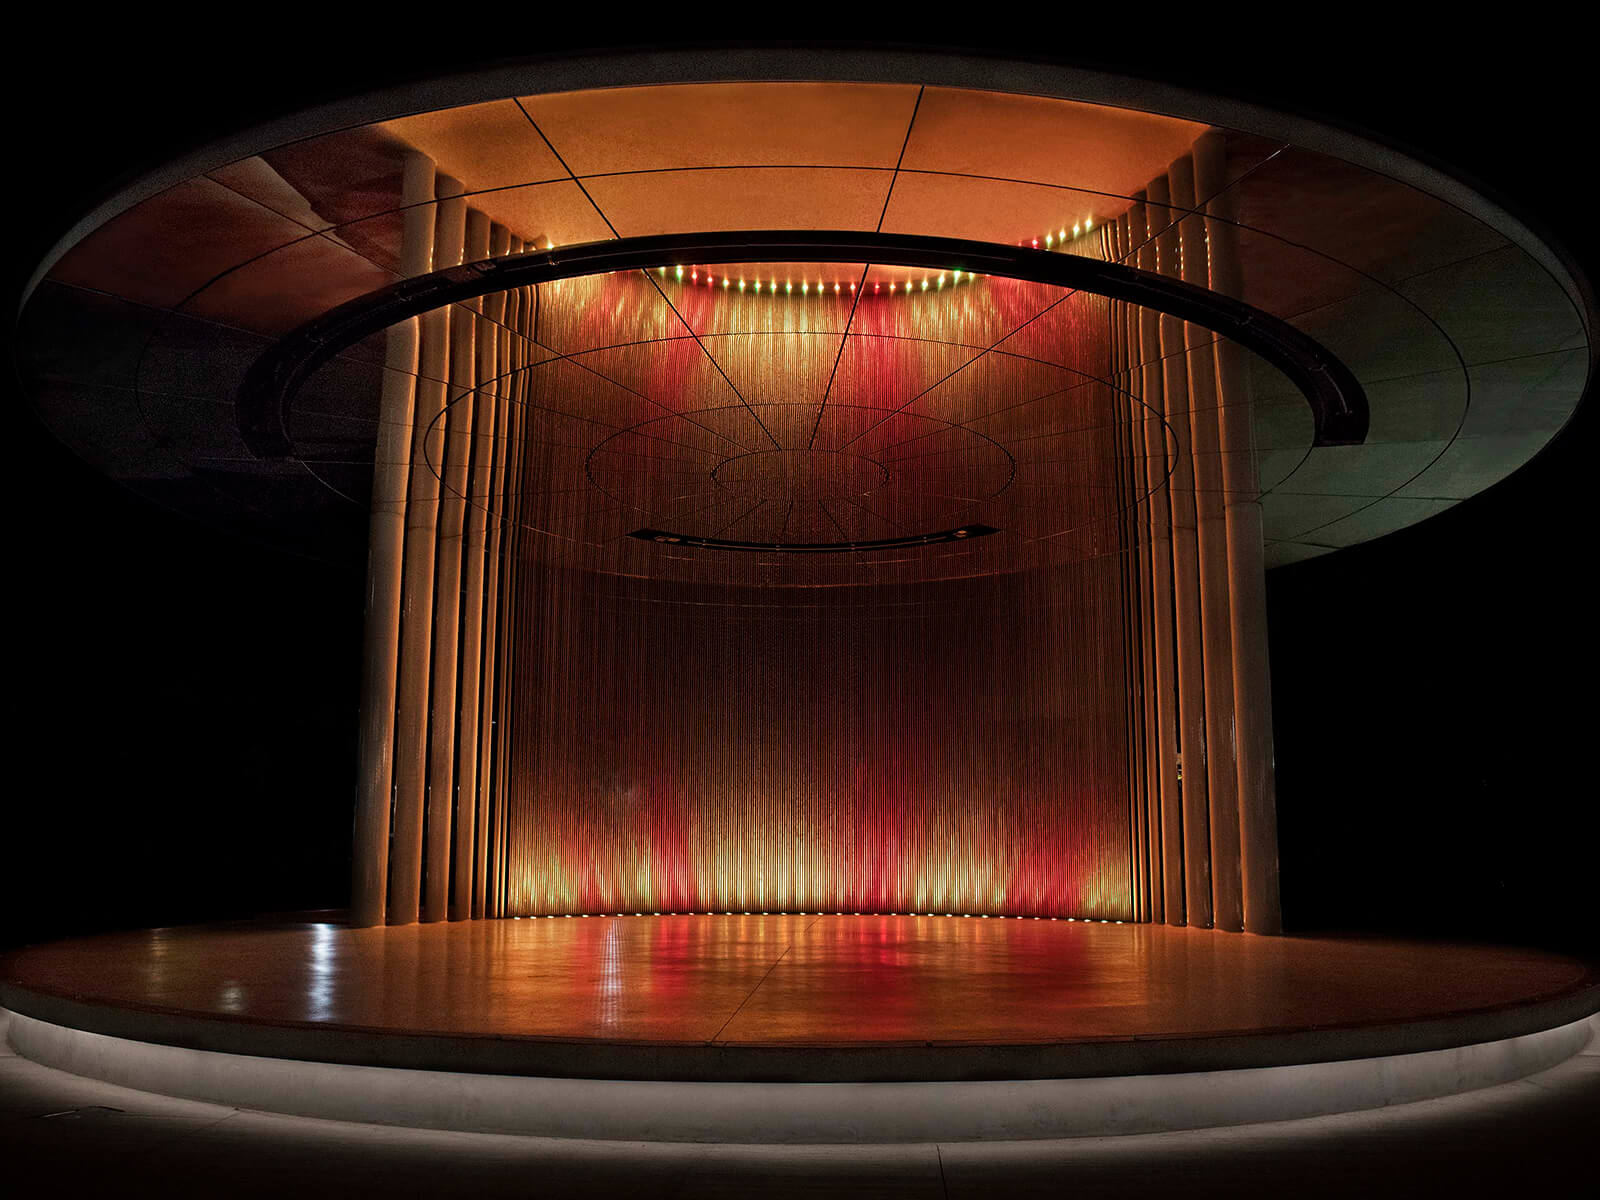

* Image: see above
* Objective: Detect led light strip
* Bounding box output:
[656,266,981,295]
[653,220,1099,297]
[512,911,1125,921]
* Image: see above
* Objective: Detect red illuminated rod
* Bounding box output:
[502,464,1134,921]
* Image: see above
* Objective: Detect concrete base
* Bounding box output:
[6,1007,1593,1144]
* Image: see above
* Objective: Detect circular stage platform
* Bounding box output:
[4,916,1596,1142]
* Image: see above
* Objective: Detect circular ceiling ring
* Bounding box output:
[236,229,1369,460]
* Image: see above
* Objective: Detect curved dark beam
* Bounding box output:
[237,230,1368,460]
[625,524,1000,554]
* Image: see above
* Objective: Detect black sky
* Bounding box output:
[6,28,1594,955]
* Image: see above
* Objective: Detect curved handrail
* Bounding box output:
[237,230,1368,459]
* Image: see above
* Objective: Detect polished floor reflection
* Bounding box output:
[3,916,1590,1048]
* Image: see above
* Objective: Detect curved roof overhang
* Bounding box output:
[16,49,1591,569]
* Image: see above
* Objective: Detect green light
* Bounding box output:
[674,265,683,279]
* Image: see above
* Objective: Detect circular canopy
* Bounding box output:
[17,52,1591,570]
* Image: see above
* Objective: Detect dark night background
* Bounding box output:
[5,30,1593,957]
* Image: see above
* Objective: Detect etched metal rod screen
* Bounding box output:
[496,259,1137,919]
[337,134,1286,930]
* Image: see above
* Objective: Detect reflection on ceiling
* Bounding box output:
[402,266,1123,586]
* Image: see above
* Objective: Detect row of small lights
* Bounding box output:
[650,217,1098,298]
[654,266,982,295]
[1028,217,1096,250]
[514,912,1122,922]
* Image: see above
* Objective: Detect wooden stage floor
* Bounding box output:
[4,916,1595,1081]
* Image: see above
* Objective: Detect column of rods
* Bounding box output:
[350,155,534,926]
[1112,133,1283,933]
[350,135,1279,932]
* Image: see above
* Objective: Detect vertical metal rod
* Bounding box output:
[389,176,465,925]
[1121,213,1161,925]
[451,222,510,920]
[1172,152,1245,932]
[423,208,488,922]
[475,239,520,918]
[350,151,435,928]
[1196,131,1283,935]
[1133,192,1185,924]
[1151,171,1213,929]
